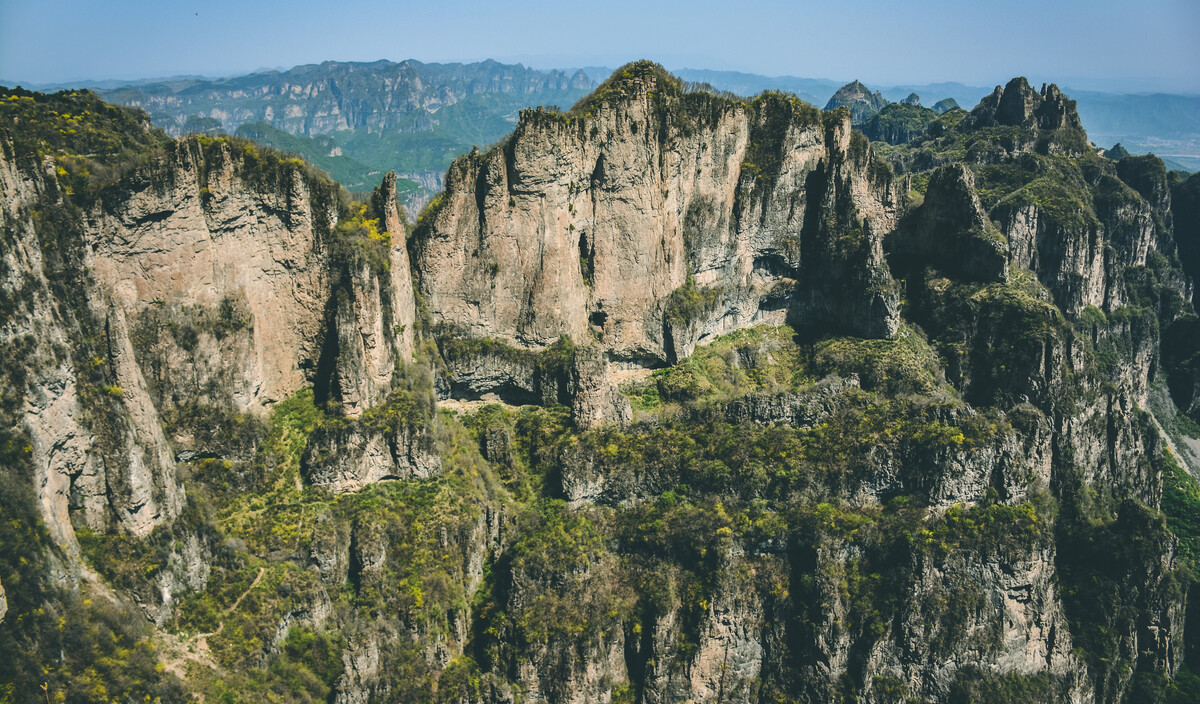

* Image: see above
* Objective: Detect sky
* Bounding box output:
[1,0,1198,93]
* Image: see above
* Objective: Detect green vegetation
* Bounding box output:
[0,416,186,703]
[663,275,724,328]
[911,271,1069,407]
[147,383,504,702]
[636,323,944,409]
[947,669,1072,703]
[329,199,393,277]
[0,86,170,163]
[182,114,223,134]
[811,325,943,396]
[1161,449,1200,575]
[1057,499,1184,702]
[861,102,937,145]
[569,61,682,118]
[740,91,822,192]
[651,324,807,403]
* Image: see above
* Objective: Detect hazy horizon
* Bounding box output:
[2,57,1196,102]
[1,0,1197,95]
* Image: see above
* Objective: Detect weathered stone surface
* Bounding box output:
[414,65,903,419]
[932,98,961,115]
[88,139,333,412]
[0,141,182,546]
[302,414,441,494]
[965,77,1083,144]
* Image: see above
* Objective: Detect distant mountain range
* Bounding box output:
[5,59,1194,208]
[667,68,1200,171]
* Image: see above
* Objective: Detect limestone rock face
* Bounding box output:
[413,64,903,401]
[302,409,441,494]
[0,131,427,564]
[875,540,1091,702]
[993,167,1163,318]
[88,139,334,412]
[862,103,938,145]
[0,140,182,546]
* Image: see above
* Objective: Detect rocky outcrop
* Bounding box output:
[1104,143,1131,161]
[0,128,431,614]
[436,335,630,428]
[712,374,861,426]
[326,173,417,416]
[86,137,423,430]
[967,77,1082,133]
[823,80,890,123]
[893,164,1008,282]
[876,539,1090,702]
[993,165,1161,318]
[413,63,903,410]
[900,93,921,107]
[569,345,633,430]
[302,405,441,494]
[89,138,335,412]
[963,78,1086,158]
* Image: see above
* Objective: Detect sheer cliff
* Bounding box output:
[3,63,1200,704]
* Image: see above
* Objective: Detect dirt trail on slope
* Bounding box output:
[196,566,266,650]
[159,566,267,688]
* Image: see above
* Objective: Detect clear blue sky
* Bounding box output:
[2,0,1197,93]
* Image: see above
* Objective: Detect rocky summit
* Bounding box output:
[823,79,891,123]
[3,60,1200,703]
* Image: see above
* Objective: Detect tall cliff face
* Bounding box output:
[412,64,903,395]
[0,137,181,550]
[87,138,335,413]
[0,89,422,551]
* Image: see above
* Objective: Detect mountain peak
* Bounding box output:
[932,97,961,114]
[968,76,1082,132]
[824,80,889,123]
[569,60,681,115]
[1105,142,1132,160]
